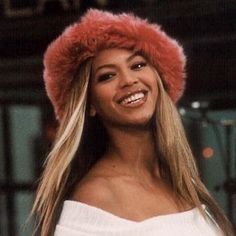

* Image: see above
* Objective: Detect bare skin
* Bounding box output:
[71,127,191,222]
[71,49,192,221]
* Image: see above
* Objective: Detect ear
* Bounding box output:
[89,105,96,117]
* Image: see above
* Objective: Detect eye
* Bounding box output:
[97,73,115,82]
[131,62,147,70]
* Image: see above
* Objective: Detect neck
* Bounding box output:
[103,125,159,179]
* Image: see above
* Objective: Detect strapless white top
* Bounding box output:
[54,200,223,236]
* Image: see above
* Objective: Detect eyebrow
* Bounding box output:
[94,52,142,74]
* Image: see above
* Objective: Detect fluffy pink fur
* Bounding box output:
[44,9,186,120]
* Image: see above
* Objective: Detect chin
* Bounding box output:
[117,114,155,129]
[100,110,155,129]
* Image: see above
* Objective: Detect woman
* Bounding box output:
[32,9,234,236]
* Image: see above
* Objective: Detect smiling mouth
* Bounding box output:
[119,91,147,105]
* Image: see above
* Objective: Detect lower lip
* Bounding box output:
[119,94,147,108]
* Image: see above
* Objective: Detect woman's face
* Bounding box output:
[90,48,158,128]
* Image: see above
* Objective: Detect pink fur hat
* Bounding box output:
[44,9,186,120]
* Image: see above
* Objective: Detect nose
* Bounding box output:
[118,70,138,88]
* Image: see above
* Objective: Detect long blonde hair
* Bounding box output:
[154,72,234,235]
[32,59,234,235]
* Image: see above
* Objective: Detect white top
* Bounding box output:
[54,200,223,236]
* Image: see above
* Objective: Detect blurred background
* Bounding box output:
[0,0,235,235]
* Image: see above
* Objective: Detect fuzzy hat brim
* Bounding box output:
[44,9,186,120]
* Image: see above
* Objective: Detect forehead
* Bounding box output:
[92,48,144,70]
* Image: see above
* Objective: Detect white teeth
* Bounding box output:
[121,92,145,105]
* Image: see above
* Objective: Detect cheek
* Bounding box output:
[90,86,114,113]
[145,72,159,101]
[153,82,159,102]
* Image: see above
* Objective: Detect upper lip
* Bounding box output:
[116,89,148,103]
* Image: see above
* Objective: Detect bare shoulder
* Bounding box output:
[71,175,116,209]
